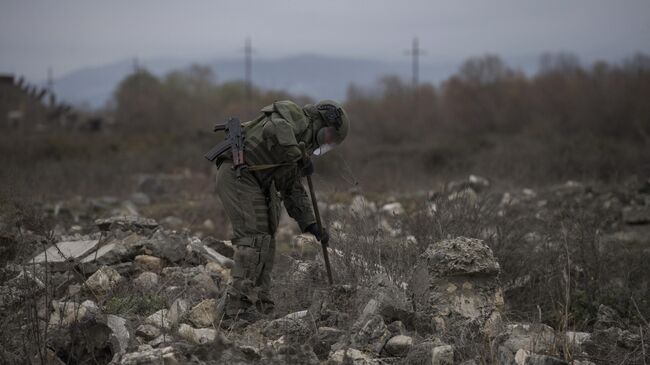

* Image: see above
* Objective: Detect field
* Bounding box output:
[0,54,649,364]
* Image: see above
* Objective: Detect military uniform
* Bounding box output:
[215,100,348,317]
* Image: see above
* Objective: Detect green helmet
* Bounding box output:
[303,100,349,155]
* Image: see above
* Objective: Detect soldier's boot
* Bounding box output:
[216,283,262,328]
[218,234,273,325]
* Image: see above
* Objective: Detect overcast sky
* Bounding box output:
[1,0,649,81]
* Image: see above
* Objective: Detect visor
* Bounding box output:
[313,127,339,156]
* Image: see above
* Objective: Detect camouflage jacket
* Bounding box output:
[218,100,317,231]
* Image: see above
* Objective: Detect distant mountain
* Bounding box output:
[52,53,540,109]
[52,54,462,108]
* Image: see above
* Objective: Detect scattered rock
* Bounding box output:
[202,236,234,258]
[32,349,65,365]
[449,188,479,205]
[448,175,490,193]
[107,314,130,358]
[49,300,100,327]
[515,349,568,365]
[387,321,406,335]
[133,271,159,290]
[381,202,405,215]
[383,335,413,357]
[350,195,377,217]
[149,334,173,348]
[120,346,178,365]
[495,323,557,364]
[409,237,502,336]
[84,266,123,294]
[594,304,621,330]
[190,271,219,297]
[313,327,345,358]
[292,233,318,251]
[622,205,650,224]
[262,317,313,342]
[188,299,217,328]
[284,310,309,320]
[469,175,490,191]
[135,324,160,341]
[145,309,171,330]
[177,323,218,344]
[351,314,391,354]
[329,348,372,365]
[406,341,453,365]
[30,239,99,264]
[205,261,231,283]
[168,298,189,326]
[95,216,158,232]
[565,331,591,353]
[188,240,235,268]
[142,230,187,263]
[134,255,163,273]
[82,233,146,266]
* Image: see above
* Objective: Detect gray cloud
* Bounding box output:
[1,0,649,80]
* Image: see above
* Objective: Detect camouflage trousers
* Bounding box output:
[215,162,280,314]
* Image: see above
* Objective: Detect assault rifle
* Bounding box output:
[204,117,246,178]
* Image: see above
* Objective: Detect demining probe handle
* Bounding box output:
[299,142,334,285]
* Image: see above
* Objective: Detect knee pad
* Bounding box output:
[231,234,272,281]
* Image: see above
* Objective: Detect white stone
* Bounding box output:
[188,299,217,328]
[107,315,130,356]
[515,348,530,365]
[381,202,405,215]
[350,195,377,217]
[329,348,371,364]
[177,323,217,344]
[133,272,159,290]
[145,309,171,329]
[168,298,189,325]
[49,300,99,327]
[384,335,413,356]
[432,345,454,365]
[284,310,308,320]
[120,346,178,365]
[84,266,123,293]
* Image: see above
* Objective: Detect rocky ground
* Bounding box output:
[1,174,649,364]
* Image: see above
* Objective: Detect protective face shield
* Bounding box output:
[312,101,349,156]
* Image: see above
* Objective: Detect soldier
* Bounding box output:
[214,99,349,322]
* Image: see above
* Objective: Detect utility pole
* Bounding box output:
[244,37,253,106]
[407,37,424,88]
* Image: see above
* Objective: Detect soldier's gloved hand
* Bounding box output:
[305,223,329,244]
[299,157,314,177]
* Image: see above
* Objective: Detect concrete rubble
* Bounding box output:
[6,180,646,364]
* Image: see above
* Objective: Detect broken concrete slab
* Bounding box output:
[30,240,99,264]
[81,233,146,266]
